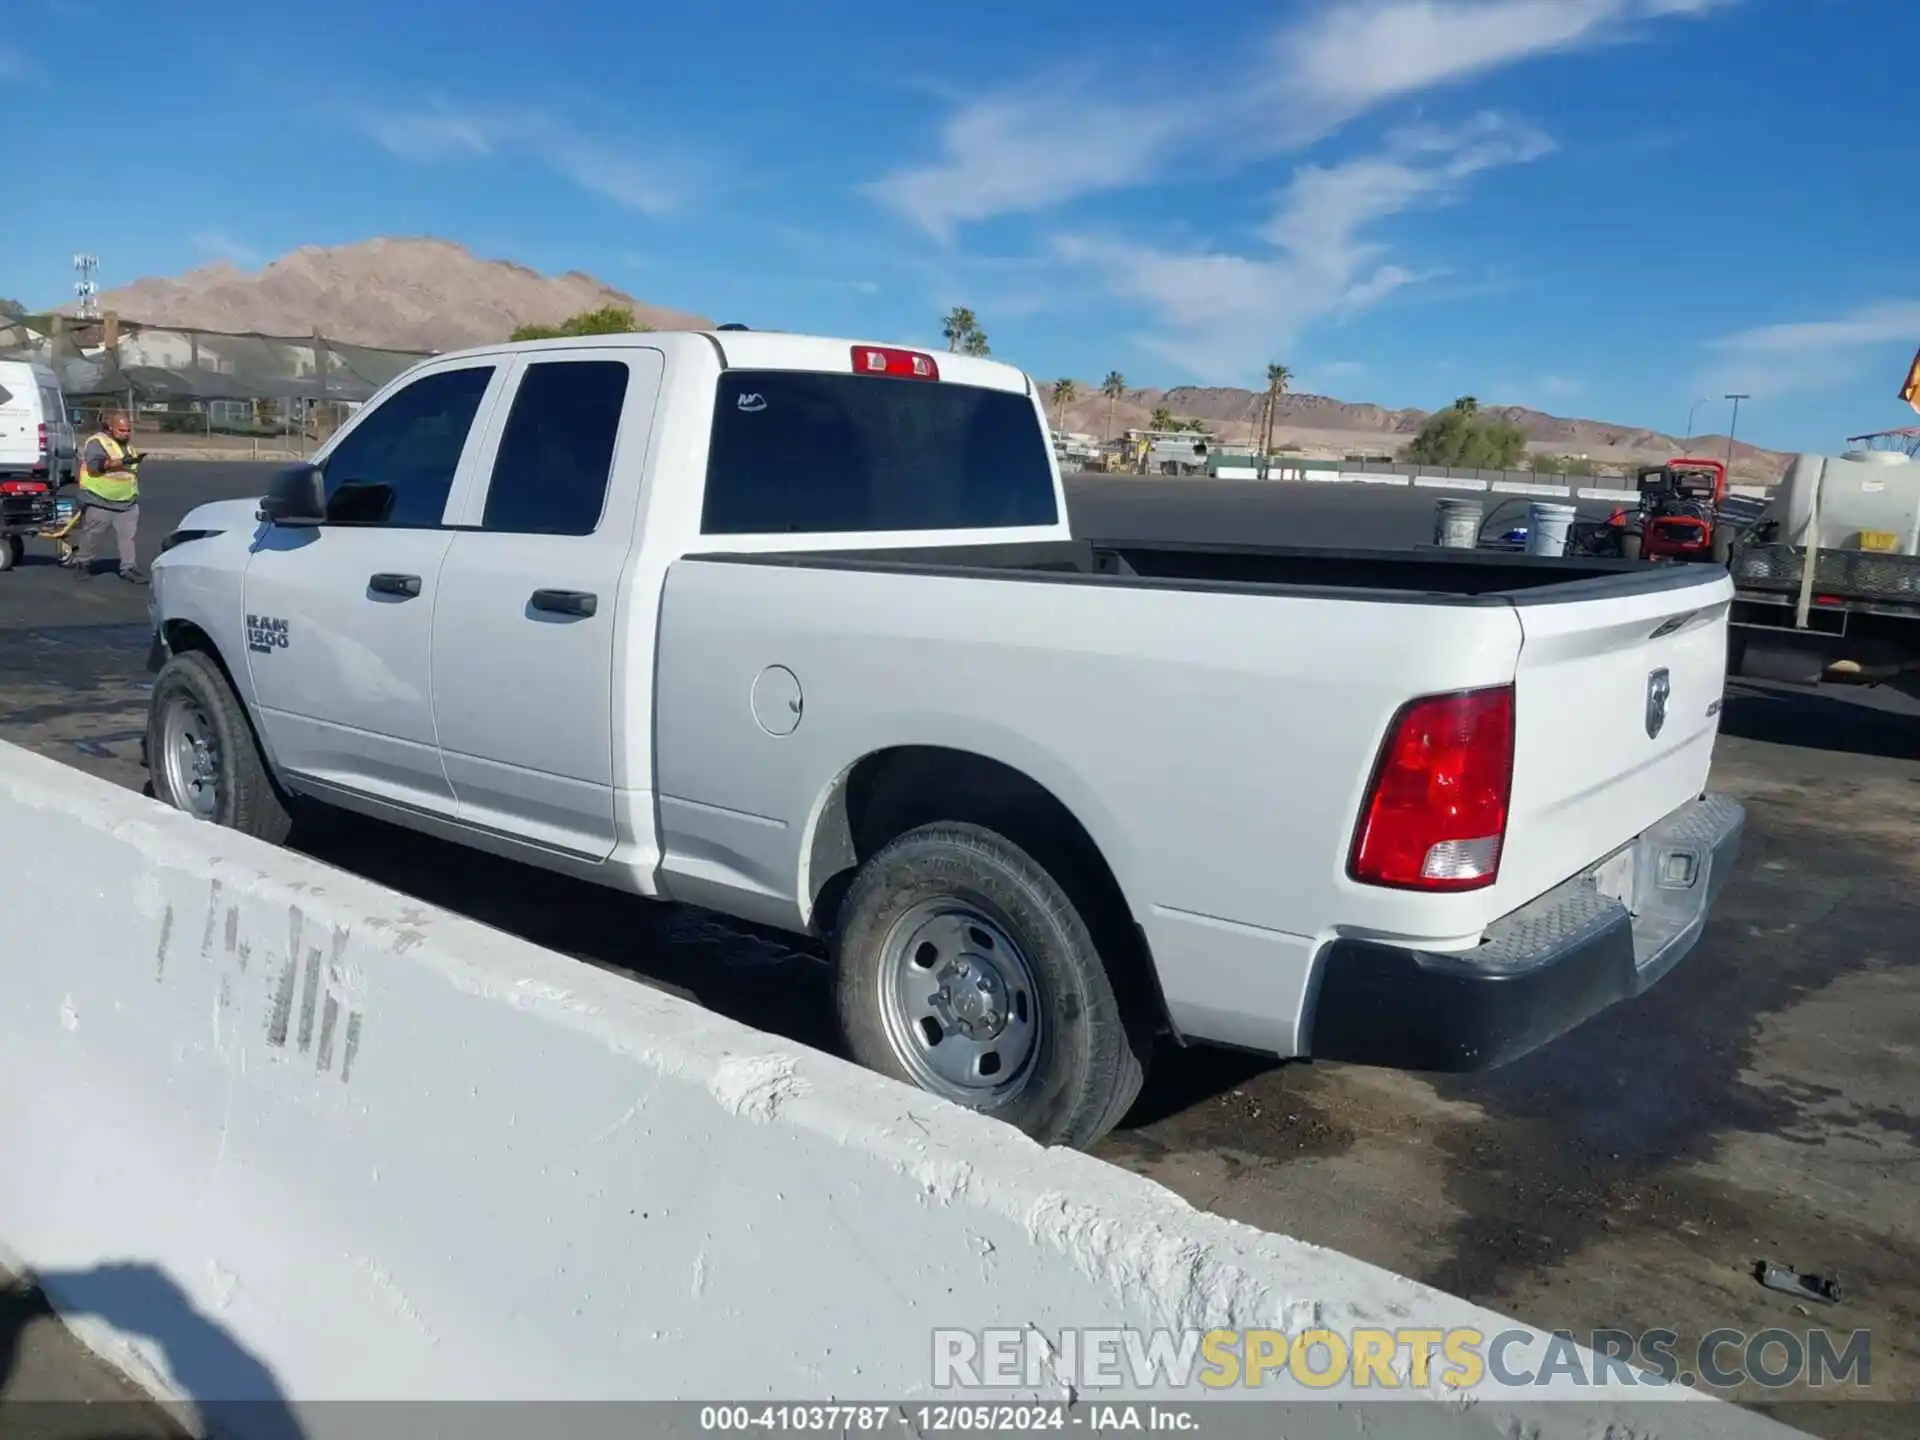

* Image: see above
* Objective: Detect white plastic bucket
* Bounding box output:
[1526,502,1578,556]
[1434,498,1482,549]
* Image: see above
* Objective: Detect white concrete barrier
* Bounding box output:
[0,744,1807,1439]
[1082,470,1774,505]
[1489,480,1573,498]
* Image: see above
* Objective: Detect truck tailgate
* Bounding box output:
[1498,571,1731,908]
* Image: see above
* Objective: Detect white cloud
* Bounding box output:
[867,0,1723,237]
[352,103,692,216]
[1056,114,1554,381]
[1705,300,1920,397]
[193,232,264,267]
[1272,0,1650,124]
[859,87,1188,243]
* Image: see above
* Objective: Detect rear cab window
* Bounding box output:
[700,370,1057,535]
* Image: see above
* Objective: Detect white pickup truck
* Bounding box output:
[143,329,1746,1148]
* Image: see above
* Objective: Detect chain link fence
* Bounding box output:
[0,314,434,457]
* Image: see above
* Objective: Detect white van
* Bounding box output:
[0,360,76,484]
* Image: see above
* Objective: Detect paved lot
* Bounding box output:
[3,465,1915,1438]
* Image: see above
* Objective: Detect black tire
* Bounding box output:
[1620,531,1643,561]
[833,822,1148,1149]
[0,536,18,572]
[146,650,293,845]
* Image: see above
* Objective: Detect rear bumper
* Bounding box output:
[1305,792,1745,1072]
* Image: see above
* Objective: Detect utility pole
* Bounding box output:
[1723,393,1749,473]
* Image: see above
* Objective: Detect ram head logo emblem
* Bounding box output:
[1646,667,1671,740]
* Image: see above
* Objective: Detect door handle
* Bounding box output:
[530,589,598,617]
[369,572,422,597]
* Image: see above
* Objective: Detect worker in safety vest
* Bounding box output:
[70,409,148,584]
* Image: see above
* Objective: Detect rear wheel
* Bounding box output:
[833,822,1148,1149]
[0,536,20,572]
[147,650,293,844]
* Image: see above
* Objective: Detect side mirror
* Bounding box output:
[256,463,326,526]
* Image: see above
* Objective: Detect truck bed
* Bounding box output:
[655,535,1729,1046]
[697,538,1724,605]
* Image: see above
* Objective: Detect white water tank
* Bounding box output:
[1762,450,1920,554]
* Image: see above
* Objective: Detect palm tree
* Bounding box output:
[1100,371,1127,441]
[941,307,978,354]
[1149,405,1175,432]
[1262,363,1291,458]
[962,329,990,358]
[1050,378,1078,416]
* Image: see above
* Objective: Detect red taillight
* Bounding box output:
[852,345,939,380]
[36,423,47,456]
[1349,685,1515,892]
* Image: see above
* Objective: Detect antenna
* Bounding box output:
[73,253,100,318]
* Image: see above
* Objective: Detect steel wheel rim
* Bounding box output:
[877,899,1043,1104]
[159,694,221,821]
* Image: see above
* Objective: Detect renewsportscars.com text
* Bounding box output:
[932,1326,1871,1394]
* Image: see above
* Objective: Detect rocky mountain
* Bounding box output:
[68,238,711,353]
[64,236,1786,480]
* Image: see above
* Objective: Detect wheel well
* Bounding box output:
[807,746,1173,1039]
[159,620,283,781]
[163,620,240,689]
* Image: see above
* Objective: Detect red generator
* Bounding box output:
[1622,456,1730,564]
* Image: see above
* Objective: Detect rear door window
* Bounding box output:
[480,359,631,536]
[701,371,1057,535]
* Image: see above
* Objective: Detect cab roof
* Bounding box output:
[429,329,1035,397]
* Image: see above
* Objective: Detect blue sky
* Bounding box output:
[4,0,1918,451]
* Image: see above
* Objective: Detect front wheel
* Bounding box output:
[147,650,293,844]
[833,822,1149,1149]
